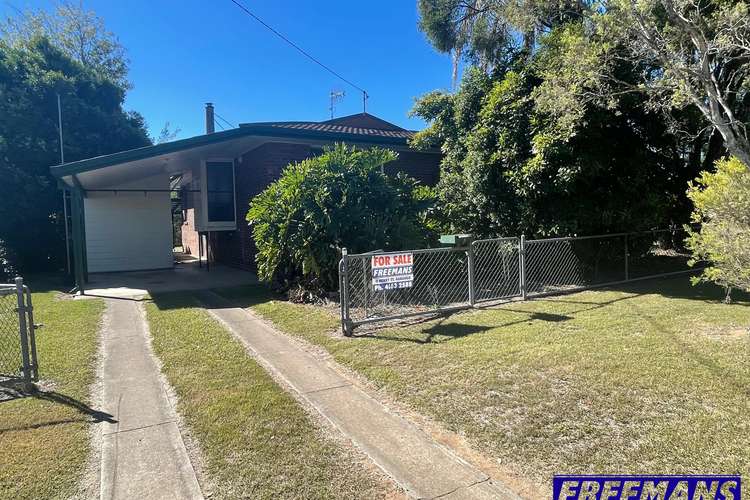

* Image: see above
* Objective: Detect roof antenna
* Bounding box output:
[362,90,368,114]
[329,90,345,119]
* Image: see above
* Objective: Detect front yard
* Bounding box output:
[217,277,750,493]
[0,288,103,499]
[145,293,398,499]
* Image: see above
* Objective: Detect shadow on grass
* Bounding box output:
[151,277,748,348]
[9,272,75,294]
[0,387,116,432]
[357,320,494,344]
[601,276,750,305]
[148,284,278,312]
[357,309,574,344]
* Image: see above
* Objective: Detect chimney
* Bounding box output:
[205,102,215,134]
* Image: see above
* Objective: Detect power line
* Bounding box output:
[215,112,235,129]
[227,0,369,112]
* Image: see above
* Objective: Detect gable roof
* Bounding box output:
[322,113,405,131]
[51,112,426,179]
[239,113,414,140]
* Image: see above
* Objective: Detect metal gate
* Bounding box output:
[0,278,38,387]
[339,229,699,335]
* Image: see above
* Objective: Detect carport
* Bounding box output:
[50,125,276,294]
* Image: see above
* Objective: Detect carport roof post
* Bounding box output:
[69,187,87,294]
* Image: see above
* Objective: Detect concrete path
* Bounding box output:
[196,291,520,500]
[99,299,203,500]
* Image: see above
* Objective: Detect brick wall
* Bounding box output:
[385,150,441,186]
[210,141,442,271]
[214,142,314,270]
[181,208,199,256]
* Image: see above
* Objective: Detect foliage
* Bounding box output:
[418,0,750,165]
[0,36,150,275]
[534,1,750,166]
[2,2,130,88]
[411,64,693,237]
[686,157,750,300]
[417,0,587,82]
[0,4,149,276]
[155,121,181,144]
[247,144,436,294]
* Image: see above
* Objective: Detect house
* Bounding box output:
[50,105,441,291]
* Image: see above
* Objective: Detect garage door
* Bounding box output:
[84,192,173,273]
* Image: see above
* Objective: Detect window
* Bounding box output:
[198,160,236,231]
[206,161,235,222]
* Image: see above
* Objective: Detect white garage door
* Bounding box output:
[84,191,173,273]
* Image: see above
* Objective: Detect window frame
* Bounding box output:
[199,158,237,231]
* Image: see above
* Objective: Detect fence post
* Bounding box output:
[519,235,527,300]
[14,277,32,389]
[624,233,630,281]
[467,242,476,307]
[339,248,353,337]
[24,286,38,381]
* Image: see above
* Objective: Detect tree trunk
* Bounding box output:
[720,130,750,169]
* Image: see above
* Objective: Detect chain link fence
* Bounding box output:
[339,228,700,335]
[0,278,38,388]
[339,247,471,329]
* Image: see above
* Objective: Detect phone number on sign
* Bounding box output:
[374,281,413,291]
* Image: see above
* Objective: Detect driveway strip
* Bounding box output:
[99,298,203,500]
[195,290,520,500]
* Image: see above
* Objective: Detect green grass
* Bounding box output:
[0,290,103,500]
[145,293,393,500]
[217,277,750,491]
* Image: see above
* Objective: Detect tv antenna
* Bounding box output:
[329,90,345,119]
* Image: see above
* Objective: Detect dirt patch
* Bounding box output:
[693,322,749,340]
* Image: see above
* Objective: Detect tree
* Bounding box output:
[411,64,692,237]
[419,0,750,165]
[534,0,750,166]
[686,157,750,301]
[418,0,588,82]
[2,1,129,88]
[247,144,436,295]
[0,36,150,275]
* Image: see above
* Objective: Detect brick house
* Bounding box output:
[50,106,441,287]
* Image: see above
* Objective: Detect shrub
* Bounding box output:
[247,144,436,295]
[686,157,750,301]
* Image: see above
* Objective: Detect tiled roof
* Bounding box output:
[243,121,415,139]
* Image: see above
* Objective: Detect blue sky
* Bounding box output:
[2,0,455,139]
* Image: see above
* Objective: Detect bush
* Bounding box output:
[686,157,750,301]
[247,144,436,295]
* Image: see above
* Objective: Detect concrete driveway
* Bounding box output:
[81,260,257,300]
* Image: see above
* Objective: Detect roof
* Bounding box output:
[240,121,414,140]
[240,113,413,139]
[51,112,423,179]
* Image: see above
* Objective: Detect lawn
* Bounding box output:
[0,287,104,500]
[217,277,750,494]
[145,293,397,500]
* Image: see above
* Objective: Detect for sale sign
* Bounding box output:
[371,252,413,291]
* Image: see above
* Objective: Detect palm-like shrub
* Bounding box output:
[247,144,435,294]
